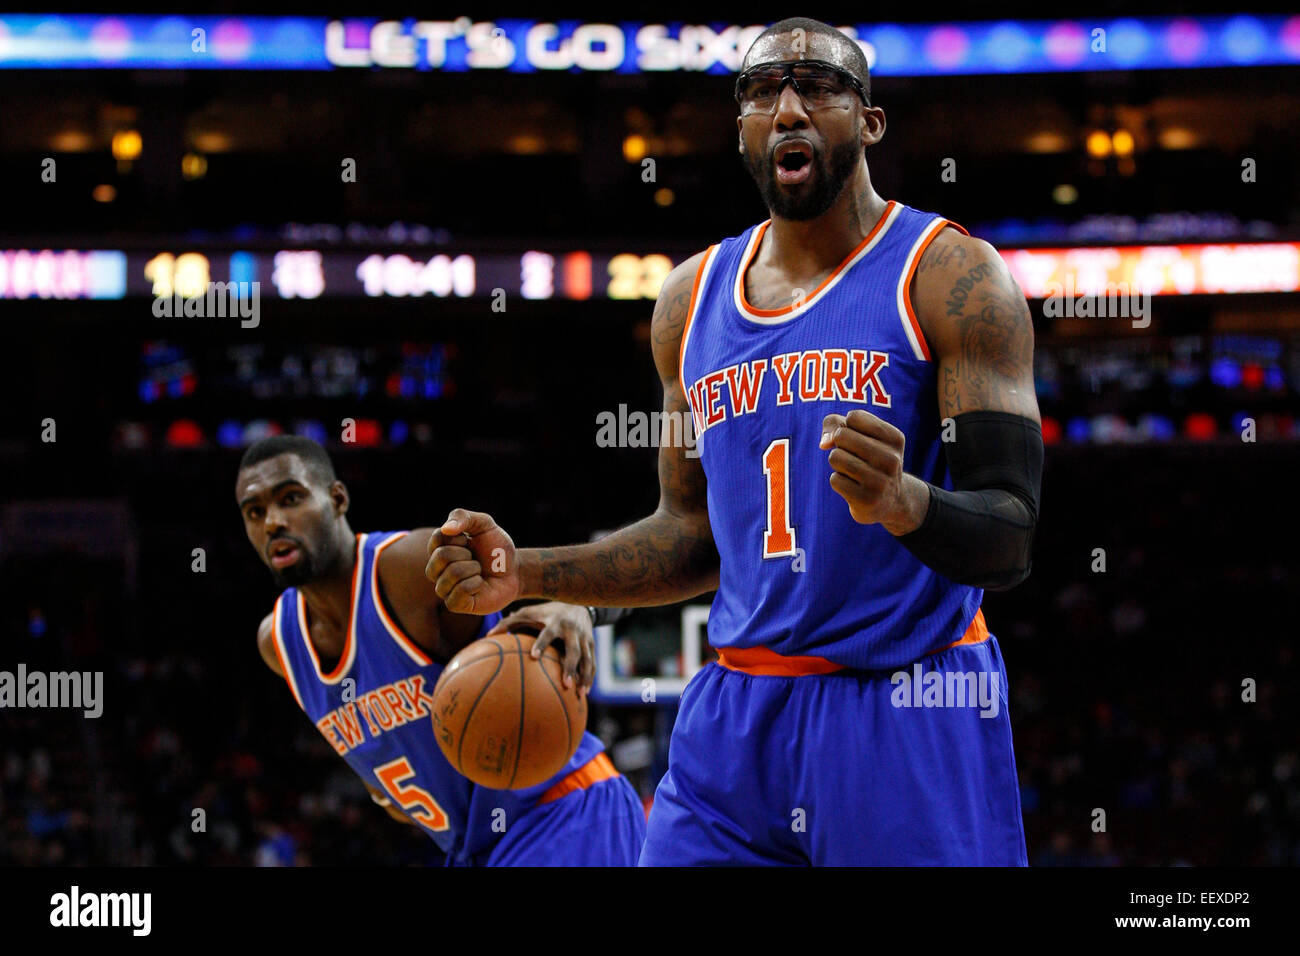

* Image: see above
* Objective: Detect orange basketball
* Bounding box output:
[430,632,587,790]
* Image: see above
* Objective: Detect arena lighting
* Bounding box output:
[1051,184,1078,205]
[164,420,204,448]
[1002,242,1300,297]
[191,131,232,153]
[111,129,141,160]
[1158,127,1199,150]
[2,243,1298,301]
[622,134,647,163]
[181,152,207,180]
[50,128,93,151]
[1085,130,1112,158]
[1024,130,1070,154]
[1183,412,1219,439]
[215,420,243,448]
[505,134,545,155]
[0,15,1297,75]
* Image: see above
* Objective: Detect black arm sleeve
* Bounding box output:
[895,411,1043,591]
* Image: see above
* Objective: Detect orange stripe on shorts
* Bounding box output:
[537,752,619,805]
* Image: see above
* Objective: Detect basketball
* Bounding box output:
[429,632,587,790]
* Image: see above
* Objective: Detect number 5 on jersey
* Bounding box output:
[374,756,450,832]
[763,438,797,558]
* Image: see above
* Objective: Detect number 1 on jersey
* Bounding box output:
[762,438,797,558]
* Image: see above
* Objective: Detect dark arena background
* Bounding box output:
[0,2,1297,896]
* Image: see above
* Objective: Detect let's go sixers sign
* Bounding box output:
[324,19,858,73]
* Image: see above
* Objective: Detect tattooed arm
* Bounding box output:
[884,227,1043,588]
[817,228,1042,589]
[520,250,719,605]
[912,228,1040,424]
[426,252,719,613]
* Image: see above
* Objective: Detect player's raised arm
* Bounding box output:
[818,229,1043,591]
[426,252,720,614]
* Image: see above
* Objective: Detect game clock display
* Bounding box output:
[0,247,678,302]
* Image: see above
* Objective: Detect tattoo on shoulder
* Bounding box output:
[944,283,1034,416]
[651,267,697,346]
[944,262,996,317]
[922,240,967,273]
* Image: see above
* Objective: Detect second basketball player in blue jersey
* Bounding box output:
[429,18,1044,865]
[236,437,645,866]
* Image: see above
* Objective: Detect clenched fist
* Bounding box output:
[425,509,521,614]
[819,409,930,536]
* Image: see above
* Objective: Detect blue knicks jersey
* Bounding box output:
[269,531,604,864]
[679,201,984,671]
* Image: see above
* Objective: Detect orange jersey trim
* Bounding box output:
[270,595,305,710]
[677,244,718,392]
[537,752,619,806]
[715,645,844,677]
[739,200,897,318]
[927,607,990,656]
[901,218,970,362]
[370,531,433,667]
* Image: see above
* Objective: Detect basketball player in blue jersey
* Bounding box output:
[428,17,1042,865]
[234,435,646,865]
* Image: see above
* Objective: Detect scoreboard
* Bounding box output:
[0,247,678,301]
[4,241,1300,302]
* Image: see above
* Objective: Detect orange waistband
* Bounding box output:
[715,644,846,676]
[714,608,991,677]
[927,607,989,656]
[537,752,618,806]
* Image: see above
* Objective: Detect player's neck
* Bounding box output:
[298,528,359,652]
[764,169,887,274]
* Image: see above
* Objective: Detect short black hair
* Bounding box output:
[238,435,336,486]
[746,17,871,106]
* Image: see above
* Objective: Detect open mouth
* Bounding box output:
[774,140,813,185]
[268,538,301,569]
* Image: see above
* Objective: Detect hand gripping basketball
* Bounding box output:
[425,509,521,614]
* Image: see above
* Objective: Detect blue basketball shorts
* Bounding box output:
[639,635,1027,866]
[486,769,647,866]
